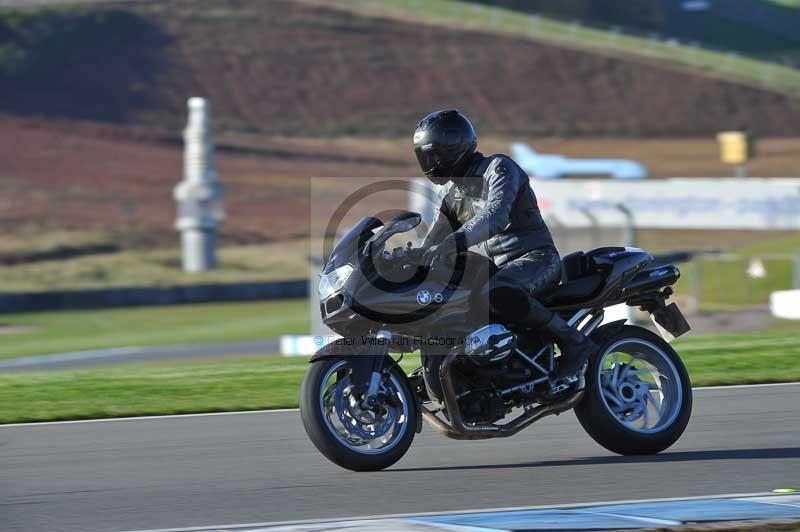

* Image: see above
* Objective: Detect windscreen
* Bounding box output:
[323,216,383,274]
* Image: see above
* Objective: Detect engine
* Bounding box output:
[453,324,543,423]
[464,324,516,366]
[458,389,507,424]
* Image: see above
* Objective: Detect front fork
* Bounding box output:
[349,330,391,408]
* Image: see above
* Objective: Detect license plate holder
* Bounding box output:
[650,302,691,342]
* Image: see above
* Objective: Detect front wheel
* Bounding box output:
[575,325,692,455]
[300,357,417,471]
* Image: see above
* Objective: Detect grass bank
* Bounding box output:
[332,0,800,95]
[1,329,798,424]
[0,300,308,360]
[0,240,311,293]
[672,232,800,312]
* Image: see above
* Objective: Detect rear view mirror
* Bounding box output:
[362,212,422,254]
[387,211,421,233]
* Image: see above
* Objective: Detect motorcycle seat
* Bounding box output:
[542,272,605,307]
[540,248,623,307]
[560,247,625,281]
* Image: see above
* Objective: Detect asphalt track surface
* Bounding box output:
[3,383,799,532]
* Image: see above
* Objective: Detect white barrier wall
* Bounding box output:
[771,290,800,320]
[534,178,800,230]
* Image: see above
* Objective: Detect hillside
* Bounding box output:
[464,0,800,63]
[2,0,800,138]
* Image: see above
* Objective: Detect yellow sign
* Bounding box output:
[717,131,748,165]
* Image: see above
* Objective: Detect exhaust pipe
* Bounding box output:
[420,351,583,440]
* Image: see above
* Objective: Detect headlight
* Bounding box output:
[318,264,354,299]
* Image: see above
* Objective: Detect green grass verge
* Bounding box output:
[0,300,309,360]
[765,0,800,8]
[332,0,800,95]
[0,240,311,293]
[0,355,309,424]
[676,330,800,385]
[667,232,800,312]
[1,330,798,424]
[675,256,795,312]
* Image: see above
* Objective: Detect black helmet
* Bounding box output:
[413,109,477,185]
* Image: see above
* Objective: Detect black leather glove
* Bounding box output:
[422,234,459,268]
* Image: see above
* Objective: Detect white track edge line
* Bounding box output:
[0,408,300,428]
[571,509,682,526]
[113,492,784,532]
[693,382,800,391]
[2,381,798,428]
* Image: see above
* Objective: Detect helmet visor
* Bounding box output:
[415,145,448,181]
[414,146,437,174]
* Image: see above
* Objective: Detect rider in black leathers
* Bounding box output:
[413,109,596,397]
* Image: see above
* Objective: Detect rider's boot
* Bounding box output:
[544,312,597,382]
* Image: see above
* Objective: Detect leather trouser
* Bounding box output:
[479,246,562,326]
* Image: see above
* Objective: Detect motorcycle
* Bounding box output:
[300,211,693,471]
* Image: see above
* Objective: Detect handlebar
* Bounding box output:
[393,246,465,273]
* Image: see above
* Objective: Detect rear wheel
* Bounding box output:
[575,325,692,455]
[300,357,417,471]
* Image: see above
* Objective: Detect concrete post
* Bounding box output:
[615,203,636,248]
[174,98,224,272]
[579,207,600,249]
[691,257,703,314]
[794,253,800,289]
[611,203,635,323]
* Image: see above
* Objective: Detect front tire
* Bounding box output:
[300,357,417,471]
[575,325,692,455]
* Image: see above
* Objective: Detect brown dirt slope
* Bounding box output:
[2,0,800,137]
[4,114,800,245]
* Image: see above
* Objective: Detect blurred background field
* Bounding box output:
[0,300,308,360]
[0,238,311,292]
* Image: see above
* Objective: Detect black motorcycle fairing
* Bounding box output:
[620,265,681,298]
[349,268,473,327]
[324,216,383,274]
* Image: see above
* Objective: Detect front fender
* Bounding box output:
[308,341,423,434]
[309,337,384,362]
[308,341,355,363]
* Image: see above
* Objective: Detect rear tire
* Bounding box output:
[300,357,417,472]
[575,325,692,455]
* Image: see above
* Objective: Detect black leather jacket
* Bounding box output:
[423,152,555,267]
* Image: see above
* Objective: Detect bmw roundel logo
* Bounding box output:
[416,290,431,306]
